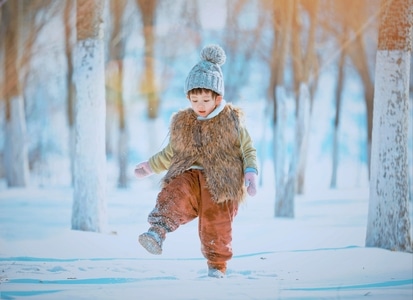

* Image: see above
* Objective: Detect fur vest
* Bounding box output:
[162,104,247,203]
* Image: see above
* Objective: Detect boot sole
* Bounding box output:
[138,233,162,255]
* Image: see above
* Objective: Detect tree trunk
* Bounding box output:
[4,97,30,187]
[274,87,294,217]
[295,83,311,194]
[3,0,30,187]
[110,0,128,188]
[223,0,265,101]
[72,0,107,232]
[64,0,76,186]
[366,0,412,252]
[268,0,294,217]
[330,35,347,189]
[291,0,318,195]
[136,0,159,119]
[348,34,375,179]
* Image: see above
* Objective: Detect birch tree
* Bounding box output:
[290,0,319,194]
[64,0,76,185]
[366,0,412,252]
[330,34,347,189]
[136,0,159,119]
[109,0,128,188]
[2,0,30,187]
[266,0,294,217]
[223,0,266,101]
[326,0,350,189]
[72,0,107,232]
[346,2,375,180]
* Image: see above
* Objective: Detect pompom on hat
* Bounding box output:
[184,44,226,96]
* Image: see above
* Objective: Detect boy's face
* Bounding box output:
[188,90,222,118]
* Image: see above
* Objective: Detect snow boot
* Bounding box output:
[208,268,225,278]
[138,231,163,255]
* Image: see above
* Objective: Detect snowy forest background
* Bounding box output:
[1,0,413,298]
[0,0,412,239]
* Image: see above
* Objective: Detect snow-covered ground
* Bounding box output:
[0,176,412,300]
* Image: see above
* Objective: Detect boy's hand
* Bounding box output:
[134,161,153,179]
[244,172,257,197]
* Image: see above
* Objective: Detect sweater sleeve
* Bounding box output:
[148,142,174,173]
[239,127,258,174]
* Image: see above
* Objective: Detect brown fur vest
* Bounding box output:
[162,104,247,203]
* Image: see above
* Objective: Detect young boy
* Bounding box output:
[134,44,258,278]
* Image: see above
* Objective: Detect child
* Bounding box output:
[134,44,258,278]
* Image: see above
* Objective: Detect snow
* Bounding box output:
[1,177,412,299]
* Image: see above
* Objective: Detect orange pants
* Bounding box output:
[147,169,238,273]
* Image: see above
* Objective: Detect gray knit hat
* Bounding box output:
[184,44,226,96]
